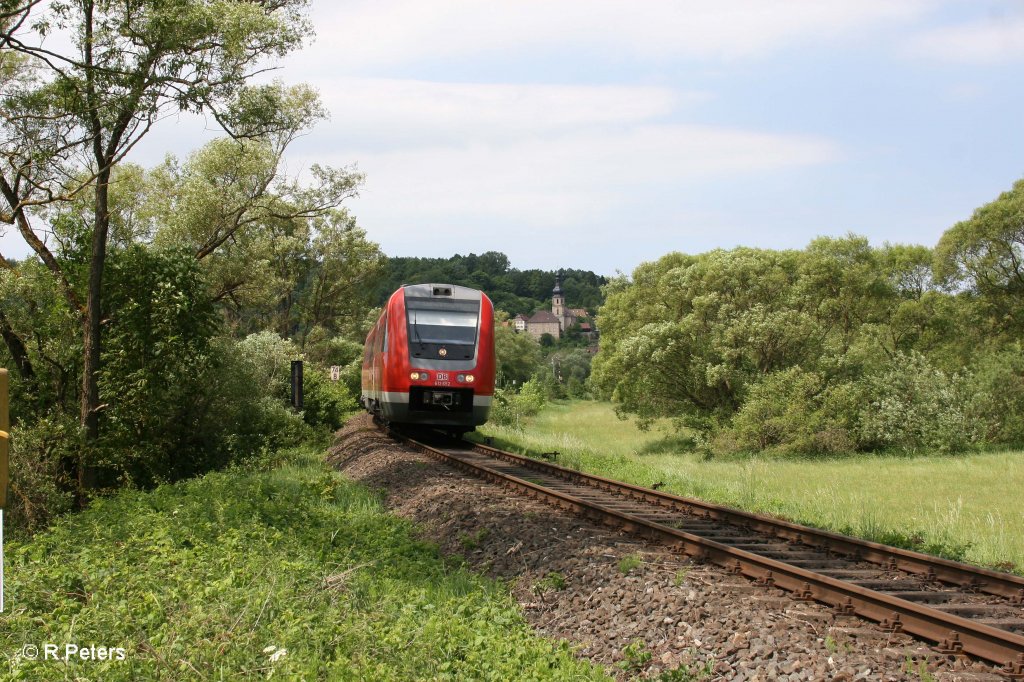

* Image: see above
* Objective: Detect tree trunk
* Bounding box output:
[0,308,34,380]
[79,164,110,492]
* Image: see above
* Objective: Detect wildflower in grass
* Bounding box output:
[264,645,288,663]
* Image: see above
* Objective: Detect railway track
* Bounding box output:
[384,424,1024,678]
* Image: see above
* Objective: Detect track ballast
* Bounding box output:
[383,422,1024,678]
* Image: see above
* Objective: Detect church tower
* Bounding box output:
[552,271,565,320]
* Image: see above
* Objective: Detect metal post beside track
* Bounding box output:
[1,367,8,613]
[1,367,9,507]
[290,360,303,410]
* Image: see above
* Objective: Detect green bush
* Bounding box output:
[721,367,860,455]
[301,365,357,431]
[489,378,547,427]
[4,413,77,536]
[338,357,363,400]
[966,344,1024,446]
[230,331,357,435]
[97,246,222,485]
[236,330,297,400]
[300,326,364,368]
[858,351,978,453]
[207,336,310,454]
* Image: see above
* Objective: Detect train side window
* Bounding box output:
[382,317,388,353]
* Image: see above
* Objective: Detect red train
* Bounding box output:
[361,283,496,435]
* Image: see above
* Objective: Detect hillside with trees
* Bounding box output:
[379,253,607,316]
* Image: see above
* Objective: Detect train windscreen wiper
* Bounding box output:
[412,311,424,347]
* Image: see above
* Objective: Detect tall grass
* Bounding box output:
[0,444,609,680]
[479,401,1024,572]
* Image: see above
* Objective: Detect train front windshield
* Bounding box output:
[406,298,480,353]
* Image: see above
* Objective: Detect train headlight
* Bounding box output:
[466,374,475,383]
[456,374,465,383]
[411,371,430,381]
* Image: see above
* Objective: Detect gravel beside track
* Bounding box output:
[329,415,1008,681]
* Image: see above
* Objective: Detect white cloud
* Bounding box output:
[293,0,928,74]
[285,79,837,233]
[907,16,1024,63]
[290,96,837,264]
[269,75,840,264]
[346,123,835,219]
[312,78,702,149]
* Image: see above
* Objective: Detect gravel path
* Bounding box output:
[328,415,1009,681]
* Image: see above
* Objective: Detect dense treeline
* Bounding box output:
[379,253,607,315]
[0,0,382,534]
[593,179,1024,456]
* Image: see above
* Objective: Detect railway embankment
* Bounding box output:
[331,414,1011,681]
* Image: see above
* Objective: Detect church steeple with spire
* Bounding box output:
[552,271,565,319]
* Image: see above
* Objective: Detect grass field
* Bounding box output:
[478,401,1024,572]
[0,443,608,681]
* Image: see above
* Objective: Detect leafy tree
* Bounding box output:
[0,255,82,417]
[966,343,1024,445]
[494,319,541,386]
[0,0,316,489]
[935,178,1024,330]
[723,367,860,455]
[593,247,817,430]
[298,210,386,343]
[97,246,220,484]
[858,351,977,453]
[593,228,1024,454]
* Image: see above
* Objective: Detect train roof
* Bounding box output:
[401,283,484,302]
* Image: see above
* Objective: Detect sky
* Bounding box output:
[3,0,1024,276]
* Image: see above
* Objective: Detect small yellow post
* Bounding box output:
[0,368,8,508]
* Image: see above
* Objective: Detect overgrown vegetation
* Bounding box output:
[0,445,608,680]
[489,379,548,427]
[617,553,643,575]
[592,183,1024,456]
[0,0,381,535]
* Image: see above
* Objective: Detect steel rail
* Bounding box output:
[469,442,1024,602]
[386,427,1024,677]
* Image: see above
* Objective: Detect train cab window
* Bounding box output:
[406,297,480,359]
[408,310,478,344]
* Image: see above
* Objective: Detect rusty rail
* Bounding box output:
[471,441,1024,602]
[386,426,1024,677]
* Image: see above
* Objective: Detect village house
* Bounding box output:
[525,310,561,340]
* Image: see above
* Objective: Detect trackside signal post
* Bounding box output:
[290,360,303,410]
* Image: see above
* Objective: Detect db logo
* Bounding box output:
[437,372,449,381]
